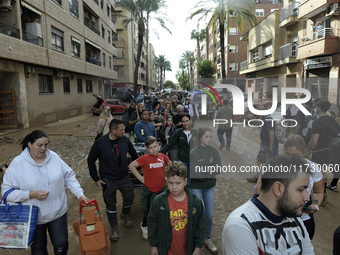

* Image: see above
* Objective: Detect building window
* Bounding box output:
[86,80,93,92]
[108,30,110,43]
[229,63,238,71]
[39,75,54,93]
[77,79,83,93]
[229,45,238,53]
[107,4,110,17]
[103,53,106,67]
[69,0,79,18]
[255,9,264,17]
[51,27,64,52]
[63,77,70,93]
[133,38,137,49]
[102,25,105,39]
[264,43,272,58]
[71,37,80,57]
[109,56,112,69]
[100,0,103,9]
[252,50,259,62]
[53,0,62,5]
[270,0,279,3]
[229,28,238,35]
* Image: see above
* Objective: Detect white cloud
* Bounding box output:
[149,0,208,83]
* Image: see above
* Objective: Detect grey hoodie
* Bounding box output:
[1,148,84,224]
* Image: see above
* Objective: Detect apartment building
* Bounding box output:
[205,0,282,91]
[240,0,340,105]
[112,6,157,94]
[240,0,303,99]
[297,0,340,104]
[0,0,118,128]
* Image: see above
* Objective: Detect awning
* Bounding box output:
[85,39,101,50]
[71,36,81,45]
[21,1,41,15]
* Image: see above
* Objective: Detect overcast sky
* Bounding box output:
[149,0,208,83]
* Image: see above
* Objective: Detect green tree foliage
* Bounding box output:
[190,25,206,62]
[176,71,190,91]
[164,80,176,89]
[197,60,216,78]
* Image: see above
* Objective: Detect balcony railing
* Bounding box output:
[299,28,334,45]
[84,18,100,36]
[86,57,102,66]
[280,1,299,22]
[279,42,297,59]
[240,60,249,71]
[0,21,20,39]
[22,30,43,47]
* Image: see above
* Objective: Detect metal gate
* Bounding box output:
[0,91,17,128]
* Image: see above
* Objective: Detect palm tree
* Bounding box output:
[179,51,196,91]
[115,0,171,96]
[190,25,207,62]
[155,55,171,91]
[162,60,172,91]
[188,0,257,82]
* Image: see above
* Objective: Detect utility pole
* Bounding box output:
[234,8,238,87]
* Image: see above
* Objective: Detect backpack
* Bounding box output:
[275,121,288,144]
[122,110,129,127]
[301,110,317,138]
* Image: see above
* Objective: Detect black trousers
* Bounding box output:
[102,175,135,227]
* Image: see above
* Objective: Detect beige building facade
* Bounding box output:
[0,0,118,128]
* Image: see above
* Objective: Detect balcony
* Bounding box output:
[279,42,297,59]
[22,30,43,47]
[86,57,102,66]
[240,60,248,71]
[116,22,123,30]
[84,18,100,36]
[113,58,124,65]
[0,21,19,39]
[279,1,299,28]
[298,0,338,19]
[297,28,340,59]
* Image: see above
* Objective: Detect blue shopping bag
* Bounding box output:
[0,188,39,249]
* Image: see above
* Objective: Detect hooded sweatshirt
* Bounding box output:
[1,148,84,224]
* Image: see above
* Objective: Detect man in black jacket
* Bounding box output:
[88,119,138,242]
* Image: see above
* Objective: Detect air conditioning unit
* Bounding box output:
[0,0,12,10]
[53,69,63,78]
[90,16,96,24]
[327,3,339,16]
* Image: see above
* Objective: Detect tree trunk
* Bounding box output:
[197,36,201,62]
[187,64,190,91]
[134,20,145,96]
[220,22,226,82]
[182,70,185,89]
[145,18,150,94]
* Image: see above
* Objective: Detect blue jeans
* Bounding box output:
[176,159,190,181]
[191,187,214,239]
[31,213,68,255]
[217,128,232,148]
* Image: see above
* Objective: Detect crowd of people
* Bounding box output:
[1,90,340,254]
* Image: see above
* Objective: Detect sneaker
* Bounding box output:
[219,143,225,150]
[140,223,148,240]
[204,238,218,254]
[120,213,134,228]
[110,227,119,242]
[226,146,230,151]
[247,175,259,183]
[327,184,338,192]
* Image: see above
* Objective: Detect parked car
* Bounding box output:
[92,94,128,115]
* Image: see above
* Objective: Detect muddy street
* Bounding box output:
[0,114,338,254]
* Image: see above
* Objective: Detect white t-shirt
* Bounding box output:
[183,130,191,142]
[301,159,323,221]
[222,198,315,255]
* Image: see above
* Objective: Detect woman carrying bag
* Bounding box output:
[1,130,89,254]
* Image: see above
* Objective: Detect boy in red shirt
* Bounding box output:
[129,136,172,240]
[148,161,206,255]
